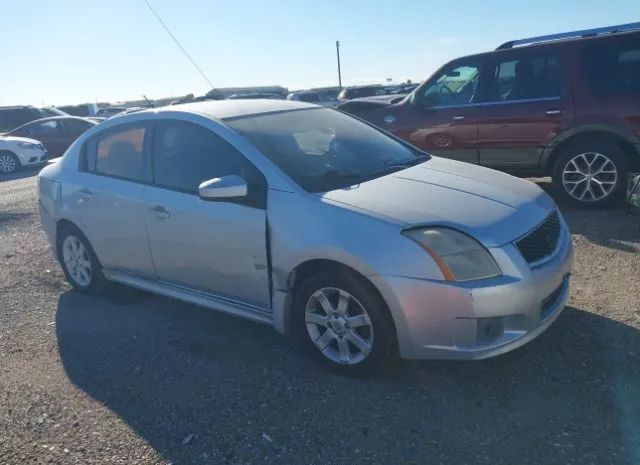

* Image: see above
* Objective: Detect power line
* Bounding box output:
[142,0,214,89]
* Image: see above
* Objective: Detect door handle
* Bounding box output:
[149,205,170,220]
[545,109,564,116]
[452,115,465,120]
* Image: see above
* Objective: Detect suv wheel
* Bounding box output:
[0,152,20,175]
[552,139,629,208]
[57,225,108,294]
[293,270,394,375]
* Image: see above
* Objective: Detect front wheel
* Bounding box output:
[293,270,394,375]
[0,152,20,175]
[552,139,629,208]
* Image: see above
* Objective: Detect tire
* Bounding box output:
[292,269,394,376]
[0,151,21,175]
[56,224,109,294]
[551,139,629,208]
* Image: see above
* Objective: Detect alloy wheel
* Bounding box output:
[62,236,93,287]
[305,287,374,365]
[0,154,17,174]
[561,152,617,202]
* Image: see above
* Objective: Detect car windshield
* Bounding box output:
[226,107,429,192]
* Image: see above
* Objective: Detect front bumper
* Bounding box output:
[371,218,573,360]
[16,148,47,166]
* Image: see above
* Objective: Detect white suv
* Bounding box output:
[0,136,47,174]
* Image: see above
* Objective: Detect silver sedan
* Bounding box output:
[38,100,572,374]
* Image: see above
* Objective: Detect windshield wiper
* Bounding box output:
[383,155,428,168]
[319,169,361,179]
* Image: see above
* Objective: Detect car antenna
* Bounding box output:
[143,95,155,108]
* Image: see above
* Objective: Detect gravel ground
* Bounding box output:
[0,170,639,465]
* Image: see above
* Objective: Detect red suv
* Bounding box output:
[340,23,640,208]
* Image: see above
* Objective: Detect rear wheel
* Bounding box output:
[293,270,394,375]
[0,152,20,175]
[57,224,108,294]
[552,139,628,208]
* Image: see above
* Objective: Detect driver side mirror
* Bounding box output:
[198,175,248,200]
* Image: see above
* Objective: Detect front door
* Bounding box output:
[145,120,270,308]
[476,48,575,171]
[393,57,483,163]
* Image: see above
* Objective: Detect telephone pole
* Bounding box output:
[336,41,343,90]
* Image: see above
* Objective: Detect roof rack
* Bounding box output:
[496,22,640,50]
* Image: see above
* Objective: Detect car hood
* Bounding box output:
[319,157,556,247]
[0,135,42,146]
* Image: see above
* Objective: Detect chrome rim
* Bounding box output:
[0,155,17,173]
[62,236,92,287]
[305,287,374,365]
[562,152,617,202]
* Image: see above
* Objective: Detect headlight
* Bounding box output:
[17,142,39,150]
[403,227,501,281]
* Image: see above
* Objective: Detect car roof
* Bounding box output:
[18,116,95,125]
[142,99,317,120]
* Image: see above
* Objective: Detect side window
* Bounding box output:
[419,60,481,107]
[483,53,561,102]
[25,120,62,136]
[299,93,320,103]
[92,126,149,182]
[63,119,93,132]
[152,120,265,206]
[585,38,640,95]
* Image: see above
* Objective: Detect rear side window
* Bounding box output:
[84,125,149,182]
[64,119,94,132]
[152,120,259,196]
[298,93,320,103]
[585,38,640,95]
[483,53,561,102]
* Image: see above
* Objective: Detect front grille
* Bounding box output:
[515,211,561,264]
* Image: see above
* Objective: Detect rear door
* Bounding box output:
[392,57,484,163]
[71,123,156,277]
[476,47,575,171]
[60,118,95,154]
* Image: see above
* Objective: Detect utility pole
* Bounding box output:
[336,40,342,90]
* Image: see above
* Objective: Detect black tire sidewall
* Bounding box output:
[552,139,628,208]
[0,152,21,175]
[56,225,107,294]
[292,270,394,376]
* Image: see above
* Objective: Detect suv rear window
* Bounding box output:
[585,37,640,95]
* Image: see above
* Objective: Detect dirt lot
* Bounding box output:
[0,169,639,465]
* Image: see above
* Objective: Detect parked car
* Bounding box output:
[227,93,282,100]
[0,106,69,132]
[38,100,572,374]
[0,136,47,174]
[337,85,393,101]
[5,116,97,157]
[340,23,640,208]
[287,90,339,107]
[96,107,128,118]
[57,103,99,118]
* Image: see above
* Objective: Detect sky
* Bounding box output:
[1,0,638,106]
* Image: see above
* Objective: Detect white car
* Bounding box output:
[0,136,47,174]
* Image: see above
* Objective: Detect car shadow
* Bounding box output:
[0,165,42,182]
[533,178,639,253]
[55,290,640,464]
